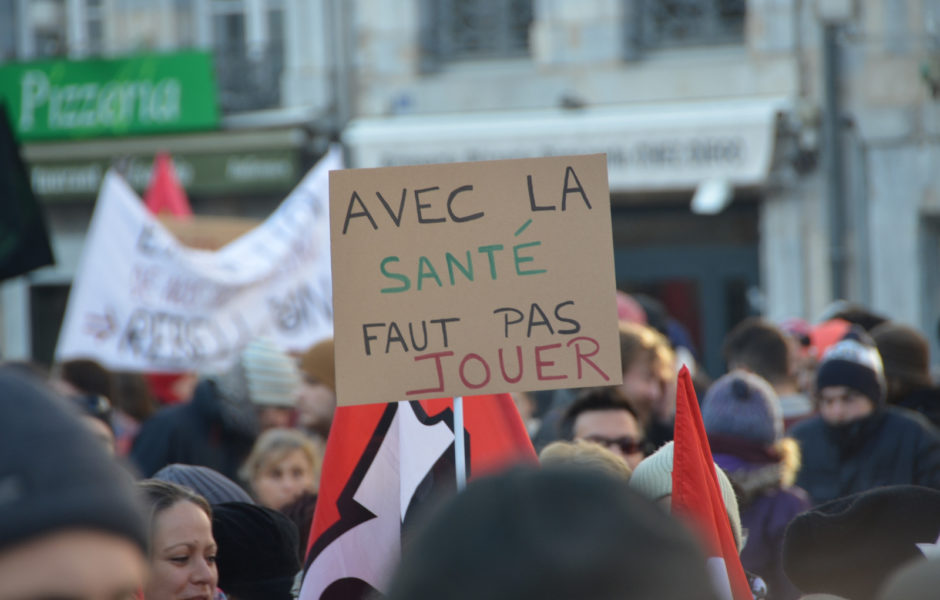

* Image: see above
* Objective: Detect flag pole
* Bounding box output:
[454,396,467,490]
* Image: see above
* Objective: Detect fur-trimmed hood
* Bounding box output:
[713,438,802,507]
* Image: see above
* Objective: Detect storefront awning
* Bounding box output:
[22,127,307,201]
[343,97,789,193]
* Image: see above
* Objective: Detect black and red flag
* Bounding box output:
[299,394,537,600]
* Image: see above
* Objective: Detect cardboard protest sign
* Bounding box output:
[55,146,341,371]
[330,153,621,406]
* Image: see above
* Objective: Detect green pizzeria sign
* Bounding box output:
[0,50,219,141]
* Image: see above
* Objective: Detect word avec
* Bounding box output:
[341,164,593,234]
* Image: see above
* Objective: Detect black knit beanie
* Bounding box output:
[783,485,940,600]
[815,327,886,405]
[212,501,301,600]
[0,366,147,553]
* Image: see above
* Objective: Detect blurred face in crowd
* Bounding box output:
[252,448,316,510]
[619,357,665,425]
[818,386,875,425]
[256,406,295,431]
[144,500,218,600]
[573,408,646,470]
[0,530,145,600]
[295,376,337,432]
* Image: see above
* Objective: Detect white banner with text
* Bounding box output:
[54,146,341,372]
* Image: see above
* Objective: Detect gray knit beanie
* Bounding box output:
[153,463,254,505]
[702,370,782,447]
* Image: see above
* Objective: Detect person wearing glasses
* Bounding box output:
[562,387,648,470]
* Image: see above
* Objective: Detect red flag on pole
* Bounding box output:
[299,394,537,600]
[672,366,752,600]
[144,152,192,218]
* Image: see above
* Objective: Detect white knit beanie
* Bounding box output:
[629,441,743,552]
[240,337,301,407]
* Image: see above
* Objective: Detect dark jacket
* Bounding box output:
[891,385,940,429]
[791,406,940,506]
[130,379,258,481]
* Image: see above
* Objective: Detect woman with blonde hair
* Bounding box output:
[241,427,319,510]
[539,439,633,480]
[137,479,219,600]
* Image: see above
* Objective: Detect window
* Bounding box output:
[0,0,16,60]
[86,0,105,55]
[639,0,745,49]
[426,0,533,61]
[210,0,282,112]
[30,0,68,57]
[173,0,197,47]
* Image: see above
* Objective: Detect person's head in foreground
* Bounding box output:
[211,501,301,600]
[138,479,219,600]
[0,365,148,600]
[783,484,940,600]
[384,466,718,600]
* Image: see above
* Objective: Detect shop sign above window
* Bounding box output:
[0,50,220,141]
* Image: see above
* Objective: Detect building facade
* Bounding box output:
[3,0,940,373]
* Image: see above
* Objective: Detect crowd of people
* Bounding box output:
[2,295,940,599]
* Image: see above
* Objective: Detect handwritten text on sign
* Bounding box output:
[330,154,621,406]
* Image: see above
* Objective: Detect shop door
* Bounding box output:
[615,244,760,379]
[30,283,70,367]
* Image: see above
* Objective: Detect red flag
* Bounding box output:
[299,394,537,600]
[672,366,752,600]
[144,153,192,217]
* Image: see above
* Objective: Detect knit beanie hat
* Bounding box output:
[629,441,743,552]
[0,366,147,553]
[702,370,782,447]
[299,337,335,393]
[871,322,932,387]
[783,485,940,600]
[153,463,254,505]
[241,338,301,407]
[815,327,886,405]
[212,501,301,600]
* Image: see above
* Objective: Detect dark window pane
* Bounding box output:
[640,0,745,49]
[431,0,533,61]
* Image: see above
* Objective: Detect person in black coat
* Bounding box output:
[131,372,259,482]
[872,321,940,427]
[790,327,940,506]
